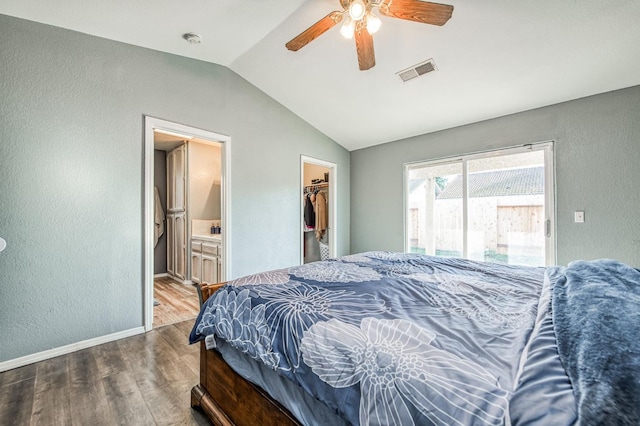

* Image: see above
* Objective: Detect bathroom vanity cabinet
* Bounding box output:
[191,236,222,284]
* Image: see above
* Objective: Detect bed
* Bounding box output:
[189,251,640,425]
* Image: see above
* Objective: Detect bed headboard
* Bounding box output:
[197,282,227,306]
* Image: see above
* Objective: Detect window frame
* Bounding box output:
[403,142,556,266]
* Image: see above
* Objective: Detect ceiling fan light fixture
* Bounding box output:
[339,16,355,39]
[349,0,366,21]
[284,0,454,71]
[366,12,382,34]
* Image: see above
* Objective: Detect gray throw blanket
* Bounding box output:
[551,259,640,425]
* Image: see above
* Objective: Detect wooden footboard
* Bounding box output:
[191,342,301,426]
[191,282,301,426]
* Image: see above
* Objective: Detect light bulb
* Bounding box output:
[340,16,355,39]
[349,0,366,21]
[366,13,381,34]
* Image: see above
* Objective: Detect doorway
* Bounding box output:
[301,156,337,264]
[144,117,231,331]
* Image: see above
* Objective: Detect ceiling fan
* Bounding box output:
[285,0,454,71]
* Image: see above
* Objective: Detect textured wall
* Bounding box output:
[0,14,349,363]
[351,86,640,267]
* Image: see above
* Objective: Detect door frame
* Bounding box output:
[300,155,337,264]
[144,116,232,332]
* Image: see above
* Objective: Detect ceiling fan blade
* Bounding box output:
[286,11,343,52]
[355,28,375,71]
[380,0,453,26]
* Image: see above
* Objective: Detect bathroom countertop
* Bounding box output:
[192,234,222,243]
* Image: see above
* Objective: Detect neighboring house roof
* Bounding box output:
[435,166,544,199]
[409,179,442,197]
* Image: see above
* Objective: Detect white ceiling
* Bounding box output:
[2,0,640,151]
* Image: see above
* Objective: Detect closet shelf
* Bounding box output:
[303,183,328,194]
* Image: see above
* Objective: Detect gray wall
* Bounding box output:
[153,150,167,275]
[351,85,640,268]
[0,14,349,363]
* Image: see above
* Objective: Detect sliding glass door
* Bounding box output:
[405,143,555,266]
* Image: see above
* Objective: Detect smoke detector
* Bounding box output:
[396,59,437,83]
[183,33,202,44]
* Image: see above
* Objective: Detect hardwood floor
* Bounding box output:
[0,321,210,425]
[153,277,200,328]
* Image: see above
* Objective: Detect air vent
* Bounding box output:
[396,59,437,83]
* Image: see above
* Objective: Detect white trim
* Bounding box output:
[300,155,338,264]
[0,326,145,373]
[543,143,557,265]
[403,167,409,253]
[153,273,169,278]
[462,159,469,258]
[144,116,232,333]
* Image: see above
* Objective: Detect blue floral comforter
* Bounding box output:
[189,252,547,426]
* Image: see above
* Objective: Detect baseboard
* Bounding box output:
[0,326,146,373]
[154,272,169,278]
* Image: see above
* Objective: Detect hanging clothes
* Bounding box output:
[304,193,315,229]
[154,186,165,247]
[314,191,327,241]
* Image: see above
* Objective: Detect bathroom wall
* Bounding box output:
[153,150,168,274]
[188,141,222,221]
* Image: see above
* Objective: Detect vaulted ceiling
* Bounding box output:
[2,0,639,151]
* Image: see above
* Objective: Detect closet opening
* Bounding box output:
[144,117,231,332]
[301,156,337,264]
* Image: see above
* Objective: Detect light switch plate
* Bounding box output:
[574,211,585,223]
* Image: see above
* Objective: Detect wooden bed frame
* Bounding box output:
[190,282,301,426]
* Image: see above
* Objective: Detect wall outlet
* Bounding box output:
[574,211,585,223]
